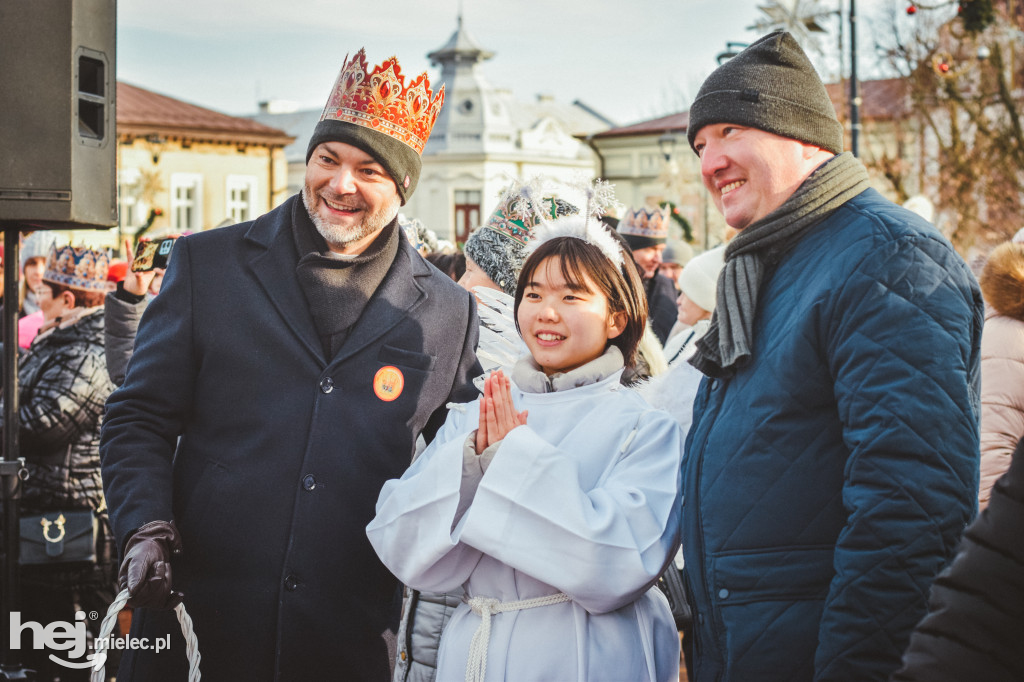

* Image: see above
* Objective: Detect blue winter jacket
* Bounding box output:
[682,188,983,682]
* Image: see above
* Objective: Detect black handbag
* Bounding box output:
[657,565,693,630]
[19,510,98,565]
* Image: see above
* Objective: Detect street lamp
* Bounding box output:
[657,134,677,162]
[716,42,748,65]
[144,134,166,164]
[849,0,860,157]
[747,1,857,155]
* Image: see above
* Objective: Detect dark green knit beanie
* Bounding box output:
[687,31,843,155]
[306,120,422,205]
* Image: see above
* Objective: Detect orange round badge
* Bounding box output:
[373,366,404,402]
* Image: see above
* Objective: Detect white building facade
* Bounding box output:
[403,18,612,243]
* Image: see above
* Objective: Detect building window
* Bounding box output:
[226,175,258,224]
[641,153,662,174]
[454,190,482,243]
[118,168,143,230]
[170,173,203,231]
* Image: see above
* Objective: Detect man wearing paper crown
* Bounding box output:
[101,49,480,681]
[617,205,678,345]
[5,244,120,678]
[679,31,982,682]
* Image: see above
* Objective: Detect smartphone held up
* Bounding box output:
[131,236,178,272]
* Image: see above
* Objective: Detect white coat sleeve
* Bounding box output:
[366,401,485,593]
[456,409,684,614]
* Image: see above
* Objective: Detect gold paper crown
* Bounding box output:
[619,206,670,239]
[320,49,445,155]
[44,244,111,292]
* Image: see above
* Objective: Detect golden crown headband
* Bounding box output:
[619,206,670,239]
[306,48,445,202]
[321,49,444,156]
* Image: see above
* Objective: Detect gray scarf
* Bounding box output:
[292,200,400,360]
[689,152,870,378]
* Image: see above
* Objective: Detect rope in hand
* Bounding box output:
[90,588,201,682]
[464,592,570,682]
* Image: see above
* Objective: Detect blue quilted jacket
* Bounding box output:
[682,189,983,682]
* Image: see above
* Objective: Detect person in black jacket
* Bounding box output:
[103,237,163,387]
[100,48,480,682]
[7,243,118,680]
[892,434,1024,682]
[617,206,678,345]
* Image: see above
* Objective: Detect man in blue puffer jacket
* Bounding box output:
[681,31,983,682]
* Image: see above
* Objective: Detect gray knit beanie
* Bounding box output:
[306,120,422,205]
[463,196,577,295]
[687,31,843,155]
[305,49,445,205]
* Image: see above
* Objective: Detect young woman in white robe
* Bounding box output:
[368,220,684,682]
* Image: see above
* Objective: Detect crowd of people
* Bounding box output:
[0,234,167,680]
[5,29,1023,682]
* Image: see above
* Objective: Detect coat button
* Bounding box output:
[698,613,705,624]
[302,474,317,491]
[718,588,729,599]
[320,377,335,394]
[709,379,720,391]
[284,574,299,591]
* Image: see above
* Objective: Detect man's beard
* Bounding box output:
[302,186,400,248]
[635,260,657,279]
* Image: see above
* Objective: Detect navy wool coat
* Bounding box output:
[682,189,983,682]
[100,196,480,681]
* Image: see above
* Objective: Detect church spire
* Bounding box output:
[427,13,494,67]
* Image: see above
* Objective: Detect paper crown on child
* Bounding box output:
[618,205,670,250]
[463,184,578,296]
[43,244,111,292]
[482,192,578,248]
[306,49,445,204]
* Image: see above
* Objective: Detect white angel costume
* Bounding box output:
[367,347,683,682]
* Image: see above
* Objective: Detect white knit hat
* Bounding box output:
[902,195,934,224]
[677,245,726,313]
[663,240,694,267]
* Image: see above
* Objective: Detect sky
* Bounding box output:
[116,0,897,128]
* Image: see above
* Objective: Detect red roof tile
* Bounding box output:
[117,82,294,146]
[586,111,689,140]
[589,77,911,141]
[826,78,911,120]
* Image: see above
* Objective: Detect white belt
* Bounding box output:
[464,592,571,682]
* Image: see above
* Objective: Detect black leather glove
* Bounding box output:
[118,520,184,610]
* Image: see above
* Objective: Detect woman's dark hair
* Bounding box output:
[45,281,106,309]
[514,234,648,368]
[425,251,466,282]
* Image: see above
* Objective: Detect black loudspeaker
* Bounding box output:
[0,0,117,230]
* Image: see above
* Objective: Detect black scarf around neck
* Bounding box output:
[292,200,400,360]
[689,152,871,378]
